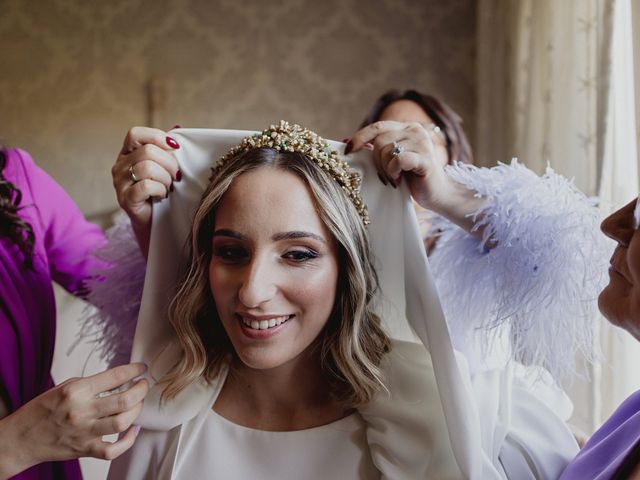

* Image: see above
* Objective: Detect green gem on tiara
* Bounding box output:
[212,120,370,226]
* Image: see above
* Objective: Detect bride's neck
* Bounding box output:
[213,349,347,431]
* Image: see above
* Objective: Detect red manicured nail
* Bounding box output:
[342,137,350,143]
[176,170,182,182]
[172,124,182,129]
[344,141,353,155]
[166,136,180,149]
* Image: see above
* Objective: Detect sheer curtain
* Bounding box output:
[476,0,639,432]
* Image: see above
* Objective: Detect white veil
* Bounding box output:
[128,127,501,479]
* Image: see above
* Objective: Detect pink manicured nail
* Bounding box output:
[171,124,182,129]
[166,136,180,149]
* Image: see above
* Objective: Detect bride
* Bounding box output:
[96,119,607,478]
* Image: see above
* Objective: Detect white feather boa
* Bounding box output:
[428,160,613,383]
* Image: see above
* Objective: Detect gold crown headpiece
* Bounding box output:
[213,120,370,225]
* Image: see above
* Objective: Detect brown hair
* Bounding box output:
[361,89,473,165]
[161,147,391,407]
[0,149,35,269]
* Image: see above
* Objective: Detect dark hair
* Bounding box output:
[0,149,35,269]
[360,89,473,165]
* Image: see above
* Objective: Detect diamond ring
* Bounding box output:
[391,141,403,157]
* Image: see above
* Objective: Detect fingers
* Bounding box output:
[95,378,149,418]
[387,151,424,180]
[121,126,179,156]
[348,121,406,153]
[87,424,141,461]
[113,128,181,221]
[94,378,149,417]
[115,143,180,185]
[85,363,147,396]
[91,400,144,437]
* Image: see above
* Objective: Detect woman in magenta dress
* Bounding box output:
[0,147,148,479]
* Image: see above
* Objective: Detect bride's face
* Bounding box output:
[599,197,640,340]
[209,166,340,370]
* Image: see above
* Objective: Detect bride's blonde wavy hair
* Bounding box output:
[160,147,391,407]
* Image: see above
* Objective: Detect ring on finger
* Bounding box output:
[391,141,403,158]
[129,164,140,183]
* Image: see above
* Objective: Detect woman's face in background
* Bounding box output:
[209,166,339,370]
[599,197,640,340]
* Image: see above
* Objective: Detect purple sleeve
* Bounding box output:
[16,149,106,294]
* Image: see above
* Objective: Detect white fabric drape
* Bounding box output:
[476,0,640,433]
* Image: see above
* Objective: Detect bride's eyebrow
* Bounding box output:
[272,231,327,244]
[212,229,327,244]
[213,229,246,240]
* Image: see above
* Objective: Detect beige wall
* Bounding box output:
[0,0,476,219]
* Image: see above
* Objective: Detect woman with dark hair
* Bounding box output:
[0,147,149,479]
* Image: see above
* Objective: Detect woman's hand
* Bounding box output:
[112,127,181,257]
[0,363,149,478]
[347,121,485,235]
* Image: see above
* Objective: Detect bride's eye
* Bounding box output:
[283,249,319,263]
[213,245,248,263]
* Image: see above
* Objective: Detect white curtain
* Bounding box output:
[477,0,640,433]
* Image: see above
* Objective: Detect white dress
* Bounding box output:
[108,340,463,479]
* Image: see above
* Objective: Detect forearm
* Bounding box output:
[425,176,488,241]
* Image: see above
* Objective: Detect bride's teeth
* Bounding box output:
[242,315,291,330]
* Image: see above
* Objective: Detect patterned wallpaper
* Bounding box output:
[0,0,476,219]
